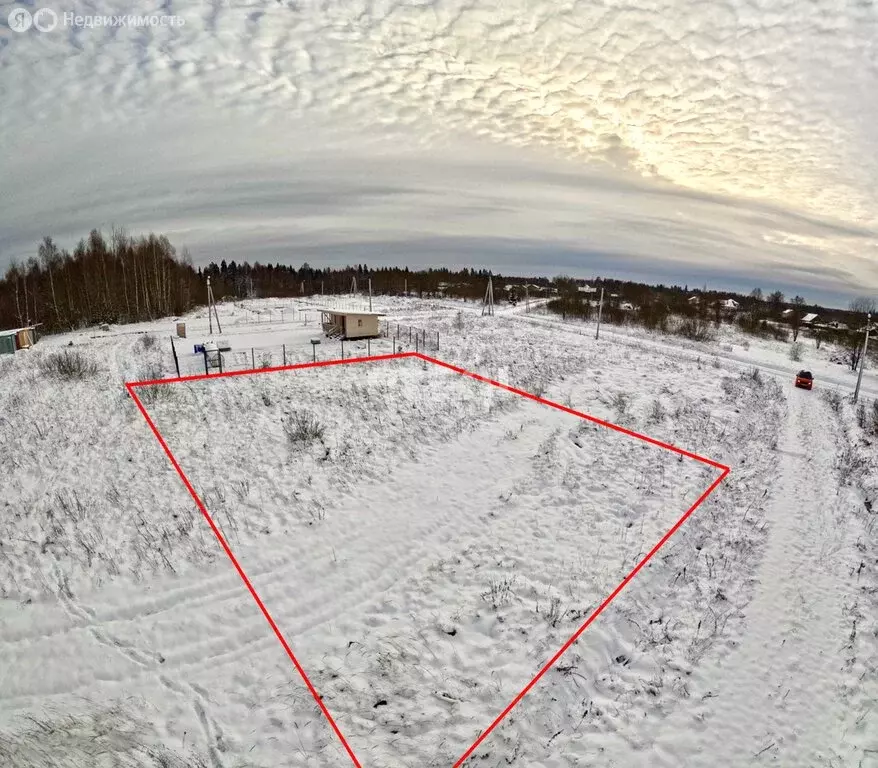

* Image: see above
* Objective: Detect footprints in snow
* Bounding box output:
[55,574,227,765]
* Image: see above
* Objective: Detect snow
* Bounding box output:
[1,297,875,767]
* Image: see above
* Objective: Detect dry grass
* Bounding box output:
[38,350,98,380]
[0,703,264,768]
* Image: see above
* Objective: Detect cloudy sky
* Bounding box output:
[1,0,877,306]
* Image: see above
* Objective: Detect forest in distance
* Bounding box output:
[0,228,872,340]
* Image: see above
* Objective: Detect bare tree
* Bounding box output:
[7,260,23,327]
[790,295,806,341]
[767,290,785,317]
[39,236,62,326]
[850,296,877,315]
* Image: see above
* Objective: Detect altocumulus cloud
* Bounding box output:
[1,0,877,303]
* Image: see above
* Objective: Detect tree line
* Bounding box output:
[0,230,200,332]
[1,228,873,343]
[0,228,502,332]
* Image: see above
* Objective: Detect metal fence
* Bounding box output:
[169,336,396,377]
[379,321,440,352]
[197,306,319,330]
[165,317,441,378]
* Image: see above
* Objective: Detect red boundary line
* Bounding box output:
[126,351,730,767]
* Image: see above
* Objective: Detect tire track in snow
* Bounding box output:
[0,407,579,709]
[648,383,864,766]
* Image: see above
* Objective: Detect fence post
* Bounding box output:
[422,329,426,348]
[218,351,223,374]
[251,348,255,369]
[341,339,344,358]
[415,334,419,353]
[283,344,287,366]
[409,326,412,343]
[367,338,371,356]
[170,337,180,377]
[436,331,439,350]
[203,349,209,375]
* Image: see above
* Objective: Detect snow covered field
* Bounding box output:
[0,297,875,767]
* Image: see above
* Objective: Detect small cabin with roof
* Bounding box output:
[319,310,385,340]
[0,325,40,355]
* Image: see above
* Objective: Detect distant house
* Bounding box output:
[781,308,794,318]
[688,295,700,305]
[0,325,40,355]
[824,320,848,331]
[619,302,635,311]
[721,299,740,310]
[802,313,819,325]
[577,284,598,294]
[320,309,385,340]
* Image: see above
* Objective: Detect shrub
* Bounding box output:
[674,318,715,342]
[789,342,803,362]
[137,383,175,405]
[770,325,789,342]
[39,350,99,379]
[137,334,157,350]
[134,361,174,404]
[284,411,325,447]
[482,575,516,608]
[611,391,630,415]
[837,445,866,485]
[647,398,666,423]
[821,389,843,413]
[866,400,878,436]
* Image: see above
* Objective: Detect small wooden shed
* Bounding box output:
[319,310,384,340]
[0,325,40,355]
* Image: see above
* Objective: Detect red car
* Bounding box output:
[795,370,813,390]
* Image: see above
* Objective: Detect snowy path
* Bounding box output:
[648,383,866,766]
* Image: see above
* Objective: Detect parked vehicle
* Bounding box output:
[795,370,813,390]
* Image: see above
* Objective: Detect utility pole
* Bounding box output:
[595,287,604,340]
[854,312,873,403]
[482,275,495,317]
[369,278,373,312]
[206,276,222,335]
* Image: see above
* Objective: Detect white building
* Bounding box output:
[320,309,385,339]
